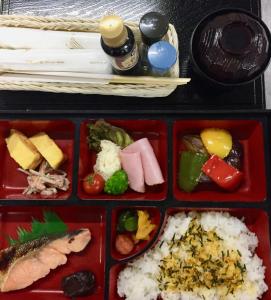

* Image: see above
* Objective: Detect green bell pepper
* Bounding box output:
[178,151,209,192]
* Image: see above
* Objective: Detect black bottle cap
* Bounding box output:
[139,12,169,46]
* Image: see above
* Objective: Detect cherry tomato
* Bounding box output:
[82,173,105,194]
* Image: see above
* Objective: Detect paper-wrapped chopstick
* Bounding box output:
[0,49,111,74]
[0,27,102,49]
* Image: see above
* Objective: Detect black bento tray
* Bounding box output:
[0,0,270,299]
[0,111,270,300]
[0,0,266,112]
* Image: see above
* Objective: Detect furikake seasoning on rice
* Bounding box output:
[118,212,268,300]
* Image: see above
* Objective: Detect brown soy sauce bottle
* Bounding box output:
[99,15,140,75]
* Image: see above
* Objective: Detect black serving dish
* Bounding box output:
[0,0,270,299]
[0,111,270,300]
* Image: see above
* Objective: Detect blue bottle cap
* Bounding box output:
[147,41,177,72]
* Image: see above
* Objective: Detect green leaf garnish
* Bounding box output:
[8,237,18,246]
[8,211,68,246]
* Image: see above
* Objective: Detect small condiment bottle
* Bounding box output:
[139,12,169,74]
[147,41,177,76]
[139,12,169,46]
[99,15,139,75]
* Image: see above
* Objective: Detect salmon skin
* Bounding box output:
[0,228,91,292]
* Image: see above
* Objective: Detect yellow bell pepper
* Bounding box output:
[200,128,232,159]
[135,210,156,240]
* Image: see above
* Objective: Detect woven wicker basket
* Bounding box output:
[0,15,180,98]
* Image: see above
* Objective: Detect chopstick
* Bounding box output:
[110,76,190,85]
[0,70,191,86]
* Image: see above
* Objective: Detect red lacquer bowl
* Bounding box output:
[0,205,106,300]
[78,119,167,200]
[110,207,271,300]
[111,206,161,261]
[0,120,75,200]
[173,119,266,202]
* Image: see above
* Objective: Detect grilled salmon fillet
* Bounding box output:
[0,228,91,292]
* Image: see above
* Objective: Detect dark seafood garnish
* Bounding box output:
[18,160,70,196]
[61,271,95,298]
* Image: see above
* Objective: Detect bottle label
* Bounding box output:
[111,44,139,71]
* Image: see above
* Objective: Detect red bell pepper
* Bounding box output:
[201,155,243,191]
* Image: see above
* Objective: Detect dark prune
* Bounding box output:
[225,140,243,170]
[61,270,95,298]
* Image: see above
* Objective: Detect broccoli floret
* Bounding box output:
[104,170,128,195]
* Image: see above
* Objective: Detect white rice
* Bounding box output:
[117,212,268,300]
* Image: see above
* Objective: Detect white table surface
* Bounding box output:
[262,0,271,108]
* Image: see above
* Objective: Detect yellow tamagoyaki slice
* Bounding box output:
[29,132,64,169]
[6,129,42,170]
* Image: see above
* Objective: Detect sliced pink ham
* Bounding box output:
[120,151,145,193]
[123,138,164,186]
